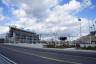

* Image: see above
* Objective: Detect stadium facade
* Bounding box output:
[5,27,40,43]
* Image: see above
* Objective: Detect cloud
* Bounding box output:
[82,0,92,7]
[72,0,92,14]
[0,26,9,34]
[0,8,5,21]
[11,0,52,19]
[0,15,5,21]
[13,9,27,18]
[0,0,93,40]
[11,0,90,34]
[63,0,81,11]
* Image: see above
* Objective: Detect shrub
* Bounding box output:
[81,46,96,50]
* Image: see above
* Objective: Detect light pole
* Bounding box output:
[92,24,95,31]
[89,27,92,44]
[95,21,96,31]
[88,20,92,44]
[78,18,82,43]
[68,33,71,46]
[53,32,56,48]
[39,34,42,43]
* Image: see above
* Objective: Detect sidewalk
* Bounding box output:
[4,43,96,53]
[41,47,96,53]
[39,47,96,53]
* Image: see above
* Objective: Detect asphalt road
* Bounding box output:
[0,44,96,64]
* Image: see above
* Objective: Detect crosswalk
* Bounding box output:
[0,53,16,64]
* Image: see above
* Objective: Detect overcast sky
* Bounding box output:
[0,0,96,40]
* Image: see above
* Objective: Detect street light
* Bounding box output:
[78,18,82,43]
[93,20,96,31]
[88,20,91,44]
[92,24,95,31]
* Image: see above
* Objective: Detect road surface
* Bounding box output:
[0,44,96,64]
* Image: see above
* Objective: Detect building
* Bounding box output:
[90,31,96,44]
[77,31,96,47]
[0,38,5,43]
[5,27,40,43]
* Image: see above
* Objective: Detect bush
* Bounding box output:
[45,44,70,48]
[45,45,55,48]
[81,46,96,50]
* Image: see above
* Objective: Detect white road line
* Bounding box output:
[6,47,81,64]
[6,45,96,60]
[38,51,96,60]
[0,53,17,64]
[27,53,81,64]
[16,47,96,61]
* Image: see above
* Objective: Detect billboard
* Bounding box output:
[59,37,67,40]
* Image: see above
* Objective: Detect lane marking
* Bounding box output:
[4,45,96,60]
[2,46,96,62]
[5,47,81,64]
[37,51,96,60]
[8,46,96,61]
[0,53,17,64]
[0,54,11,64]
[12,46,96,60]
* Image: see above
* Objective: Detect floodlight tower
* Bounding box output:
[78,18,82,43]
